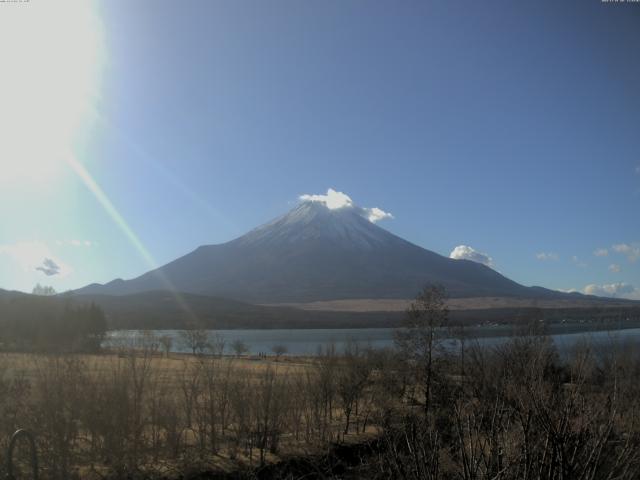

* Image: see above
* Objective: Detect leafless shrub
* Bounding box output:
[271,344,288,360]
[31,355,86,479]
[179,328,210,356]
[231,339,249,357]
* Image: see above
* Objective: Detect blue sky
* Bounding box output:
[0,0,638,298]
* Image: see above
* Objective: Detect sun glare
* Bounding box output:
[0,0,104,185]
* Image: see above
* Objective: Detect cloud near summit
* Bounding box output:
[449,245,493,267]
[299,188,393,223]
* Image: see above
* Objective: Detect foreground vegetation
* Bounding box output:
[1,287,640,479]
[0,330,638,478]
[0,345,387,479]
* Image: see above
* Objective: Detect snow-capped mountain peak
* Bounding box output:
[235,200,398,249]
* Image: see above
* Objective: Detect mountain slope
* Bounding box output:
[74,202,569,302]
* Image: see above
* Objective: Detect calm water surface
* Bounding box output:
[105,327,640,356]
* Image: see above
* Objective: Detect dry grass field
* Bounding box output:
[0,346,387,479]
[1,351,315,388]
[267,296,638,312]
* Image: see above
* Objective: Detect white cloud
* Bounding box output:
[449,245,493,267]
[612,243,640,263]
[0,241,71,278]
[609,264,621,273]
[536,252,559,261]
[300,188,354,210]
[56,239,94,248]
[299,188,393,224]
[557,288,579,294]
[593,248,608,257]
[583,283,640,300]
[363,207,394,223]
[635,166,640,174]
[571,256,587,268]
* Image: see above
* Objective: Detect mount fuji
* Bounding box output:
[74,199,567,303]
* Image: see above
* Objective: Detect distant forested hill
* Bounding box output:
[0,291,106,351]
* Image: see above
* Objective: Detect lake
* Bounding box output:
[105,325,640,356]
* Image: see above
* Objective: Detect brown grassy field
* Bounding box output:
[0,347,385,479]
[1,351,313,384]
[266,296,638,312]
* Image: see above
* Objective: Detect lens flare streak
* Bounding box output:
[65,154,200,323]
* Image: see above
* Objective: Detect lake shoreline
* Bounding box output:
[106,320,640,356]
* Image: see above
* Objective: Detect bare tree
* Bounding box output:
[271,344,288,360]
[449,322,468,376]
[179,327,210,356]
[251,366,288,465]
[159,335,173,357]
[336,341,372,434]
[209,333,226,357]
[395,284,448,415]
[231,339,249,357]
[137,330,160,353]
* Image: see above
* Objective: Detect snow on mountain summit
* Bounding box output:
[236,198,398,250]
[299,188,393,223]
